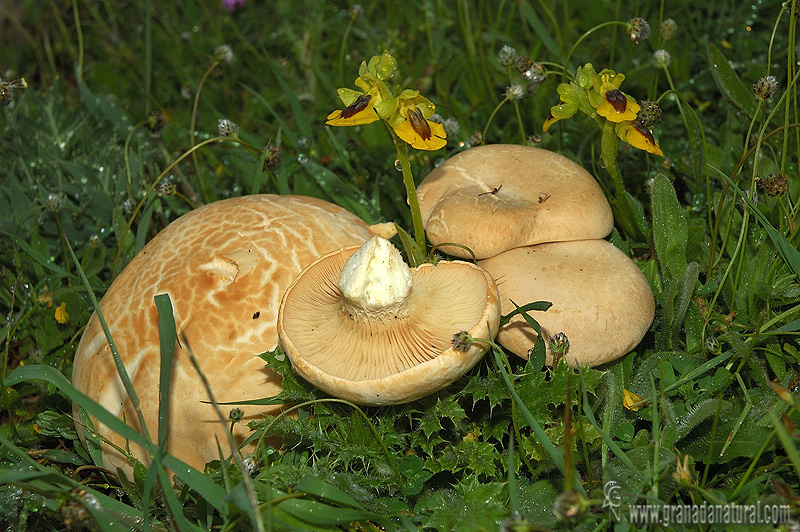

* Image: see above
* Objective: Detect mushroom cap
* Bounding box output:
[277,247,501,405]
[417,144,614,259]
[478,239,654,366]
[72,195,378,475]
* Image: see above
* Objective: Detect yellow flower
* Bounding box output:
[542,80,586,132]
[327,51,399,127]
[588,71,640,123]
[326,91,380,126]
[327,51,446,151]
[389,90,446,150]
[622,389,644,411]
[55,302,70,324]
[326,77,389,126]
[616,120,663,156]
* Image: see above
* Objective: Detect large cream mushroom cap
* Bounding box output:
[277,237,501,405]
[417,144,613,259]
[478,239,654,366]
[72,195,382,475]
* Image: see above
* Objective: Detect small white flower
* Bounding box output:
[497,45,519,67]
[214,44,234,65]
[653,49,671,68]
[505,84,525,101]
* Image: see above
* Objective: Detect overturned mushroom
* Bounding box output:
[478,239,654,366]
[417,144,613,259]
[277,236,501,405]
[72,195,387,475]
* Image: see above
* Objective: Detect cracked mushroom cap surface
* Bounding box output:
[478,239,654,366]
[72,195,380,475]
[277,237,501,405]
[417,144,614,259]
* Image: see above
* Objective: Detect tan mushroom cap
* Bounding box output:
[417,144,613,259]
[478,239,654,366]
[277,242,501,405]
[72,194,381,475]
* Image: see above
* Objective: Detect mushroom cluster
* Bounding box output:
[277,236,501,405]
[417,144,654,366]
[72,194,386,474]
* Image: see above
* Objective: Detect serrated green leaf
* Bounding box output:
[416,479,507,532]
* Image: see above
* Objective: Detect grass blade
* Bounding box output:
[492,348,584,495]
[708,163,800,279]
[154,294,177,449]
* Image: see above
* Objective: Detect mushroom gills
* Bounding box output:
[280,239,494,382]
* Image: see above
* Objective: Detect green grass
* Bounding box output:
[2,0,800,530]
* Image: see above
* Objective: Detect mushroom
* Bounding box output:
[416,144,655,366]
[276,236,501,405]
[72,194,388,475]
[416,144,613,260]
[478,239,654,366]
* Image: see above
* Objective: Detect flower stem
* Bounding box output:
[389,127,427,266]
[512,99,527,144]
[600,120,647,241]
[600,120,625,197]
[561,21,628,79]
[482,96,510,141]
[189,60,221,202]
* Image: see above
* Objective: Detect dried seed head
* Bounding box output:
[452,331,472,351]
[637,100,663,128]
[214,44,234,65]
[218,118,239,137]
[754,75,778,101]
[0,77,27,107]
[626,17,651,43]
[523,64,546,85]
[549,332,570,355]
[756,172,788,197]
[498,45,519,67]
[652,49,671,68]
[660,18,678,40]
[242,454,260,476]
[468,130,485,147]
[264,145,282,173]
[506,84,526,101]
[514,56,533,73]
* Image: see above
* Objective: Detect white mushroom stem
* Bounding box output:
[337,236,412,314]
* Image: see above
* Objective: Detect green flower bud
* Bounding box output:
[367,50,397,81]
